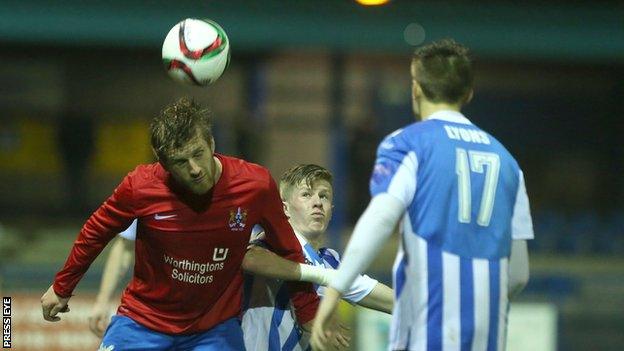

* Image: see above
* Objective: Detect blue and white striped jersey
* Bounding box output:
[242,227,378,351]
[371,111,534,351]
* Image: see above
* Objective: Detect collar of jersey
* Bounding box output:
[294,231,324,265]
[294,231,308,247]
[426,110,472,125]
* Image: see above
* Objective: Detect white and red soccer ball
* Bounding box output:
[162,18,230,87]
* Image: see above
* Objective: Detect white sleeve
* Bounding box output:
[370,147,418,208]
[118,219,137,241]
[341,273,378,303]
[330,193,405,293]
[511,170,534,240]
[317,249,378,303]
[250,225,265,242]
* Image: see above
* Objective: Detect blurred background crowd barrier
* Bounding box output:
[1,1,623,350]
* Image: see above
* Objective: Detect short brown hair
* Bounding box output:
[411,39,473,104]
[150,97,213,162]
[279,164,333,200]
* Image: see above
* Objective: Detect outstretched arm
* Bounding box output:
[242,245,335,286]
[42,174,136,322]
[242,245,300,280]
[356,282,394,314]
[89,237,134,337]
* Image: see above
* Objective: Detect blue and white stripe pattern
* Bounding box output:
[371,111,533,351]
[242,229,378,351]
[391,223,510,351]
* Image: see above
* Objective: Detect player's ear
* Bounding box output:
[282,201,291,219]
[412,79,423,100]
[209,137,215,152]
[410,61,422,100]
[464,89,474,104]
[152,147,167,168]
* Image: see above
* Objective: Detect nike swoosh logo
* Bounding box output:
[154,214,177,220]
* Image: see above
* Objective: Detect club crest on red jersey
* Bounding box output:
[228,207,248,231]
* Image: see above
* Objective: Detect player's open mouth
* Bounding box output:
[193,174,206,183]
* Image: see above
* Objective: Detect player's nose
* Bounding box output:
[312,195,323,207]
[189,159,202,176]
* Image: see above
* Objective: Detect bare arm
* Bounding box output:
[508,239,529,298]
[242,245,336,286]
[95,237,134,304]
[356,282,394,314]
[89,237,134,337]
[243,246,349,348]
[242,245,301,281]
[508,171,533,299]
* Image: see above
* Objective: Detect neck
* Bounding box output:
[419,100,462,121]
[307,235,323,251]
[295,229,324,251]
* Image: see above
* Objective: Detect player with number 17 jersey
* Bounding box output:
[373,111,534,350]
[53,154,319,335]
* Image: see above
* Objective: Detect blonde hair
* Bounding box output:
[279,164,333,200]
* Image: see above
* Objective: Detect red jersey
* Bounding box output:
[53,154,319,334]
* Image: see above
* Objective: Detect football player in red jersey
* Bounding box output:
[87,223,342,339]
[41,97,320,350]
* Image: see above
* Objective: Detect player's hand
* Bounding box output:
[310,287,343,350]
[304,317,350,350]
[41,285,71,322]
[325,321,350,350]
[88,300,111,337]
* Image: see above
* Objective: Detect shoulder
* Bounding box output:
[377,121,435,153]
[122,162,165,189]
[221,154,271,184]
[396,120,440,138]
[128,162,164,180]
[477,129,521,171]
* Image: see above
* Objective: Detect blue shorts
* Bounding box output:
[99,315,245,351]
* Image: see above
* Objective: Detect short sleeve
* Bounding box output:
[511,170,535,240]
[370,130,418,207]
[118,219,138,240]
[318,248,378,303]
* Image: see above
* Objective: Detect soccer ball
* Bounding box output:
[162,18,230,87]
